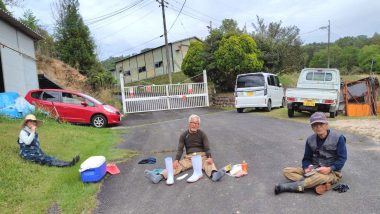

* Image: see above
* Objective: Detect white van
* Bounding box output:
[235,72,285,113]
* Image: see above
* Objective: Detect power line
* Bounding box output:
[170,0,221,24]
[98,7,157,40]
[167,4,209,24]
[167,0,186,33]
[91,0,154,32]
[85,0,146,25]
[299,28,322,36]
[110,35,163,56]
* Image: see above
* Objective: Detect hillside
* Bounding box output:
[36,55,88,91]
[36,55,122,110]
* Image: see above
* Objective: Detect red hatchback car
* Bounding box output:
[25,89,122,128]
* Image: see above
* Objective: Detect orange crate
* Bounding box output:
[346,104,371,116]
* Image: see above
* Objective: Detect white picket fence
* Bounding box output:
[120,70,209,114]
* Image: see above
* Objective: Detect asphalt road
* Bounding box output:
[95,108,380,214]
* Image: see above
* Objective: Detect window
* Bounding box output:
[31,91,43,99]
[62,92,84,105]
[270,75,276,86]
[306,72,333,81]
[237,74,265,88]
[42,91,60,102]
[154,61,163,68]
[267,76,275,86]
[275,76,281,87]
[85,99,95,107]
[124,70,131,76]
[138,66,146,73]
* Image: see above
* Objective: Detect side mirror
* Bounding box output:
[81,101,88,106]
[279,83,283,87]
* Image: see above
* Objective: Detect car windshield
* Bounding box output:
[80,93,103,105]
[237,74,265,88]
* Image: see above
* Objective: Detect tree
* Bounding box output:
[19,9,39,31]
[0,0,23,11]
[19,9,56,57]
[358,45,380,72]
[339,46,359,73]
[101,55,126,71]
[0,0,7,11]
[214,34,263,90]
[251,16,303,73]
[181,41,206,80]
[54,0,97,76]
[309,45,343,69]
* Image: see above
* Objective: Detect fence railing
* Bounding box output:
[120,70,209,114]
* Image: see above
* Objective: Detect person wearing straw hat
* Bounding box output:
[274,112,347,195]
[18,114,80,167]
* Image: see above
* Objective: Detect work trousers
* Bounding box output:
[283,167,342,188]
[162,152,217,179]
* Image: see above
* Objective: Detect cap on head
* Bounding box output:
[309,112,328,125]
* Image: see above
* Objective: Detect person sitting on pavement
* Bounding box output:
[18,114,80,167]
[274,112,347,195]
[144,114,226,184]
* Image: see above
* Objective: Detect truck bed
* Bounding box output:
[286,88,339,102]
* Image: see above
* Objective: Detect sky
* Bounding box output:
[9,0,380,60]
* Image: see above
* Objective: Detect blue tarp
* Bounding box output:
[0,92,35,118]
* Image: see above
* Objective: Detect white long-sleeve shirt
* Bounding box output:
[19,126,35,145]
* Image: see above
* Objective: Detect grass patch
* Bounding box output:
[126,72,194,86]
[0,116,135,214]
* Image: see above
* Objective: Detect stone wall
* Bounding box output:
[210,93,235,107]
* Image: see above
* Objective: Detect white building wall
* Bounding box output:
[0,19,39,96]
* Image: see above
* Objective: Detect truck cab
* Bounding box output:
[286,68,341,118]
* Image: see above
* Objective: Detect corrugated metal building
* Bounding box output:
[114,37,201,84]
[0,9,42,96]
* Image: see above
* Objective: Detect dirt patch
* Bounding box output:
[329,119,380,143]
[37,55,88,91]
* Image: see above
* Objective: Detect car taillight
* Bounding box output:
[287,97,296,102]
[323,99,335,104]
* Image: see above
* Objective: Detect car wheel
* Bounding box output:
[237,108,244,113]
[91,114,107,128]
[329,111,336,118]
[280,98,286,108]
[265,100,272,112]
[288,108,294,118]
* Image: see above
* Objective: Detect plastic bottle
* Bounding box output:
[241,160,248,173]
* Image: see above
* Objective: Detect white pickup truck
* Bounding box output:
[286,68,341,118]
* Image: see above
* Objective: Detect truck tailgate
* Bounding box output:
[286,88,339,102]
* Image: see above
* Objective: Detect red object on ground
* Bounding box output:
[106,163,120,175]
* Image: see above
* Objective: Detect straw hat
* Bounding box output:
[22,114,43,127]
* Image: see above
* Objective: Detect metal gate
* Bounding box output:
[120,70,209,114]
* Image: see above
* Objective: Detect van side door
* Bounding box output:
[273,75,284,106]
[266,75,276,105]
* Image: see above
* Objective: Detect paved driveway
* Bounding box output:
[96,108,380,214]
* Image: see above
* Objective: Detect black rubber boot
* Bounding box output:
[70,155,80,166]
[50,159,72,167]
[274,181,304,195]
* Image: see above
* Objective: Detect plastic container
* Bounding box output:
[80,156,107,183]
[241,160,248,173]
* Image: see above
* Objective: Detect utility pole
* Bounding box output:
[207,21,212,32]
[160,0,172,84]
[327,20,331,68]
